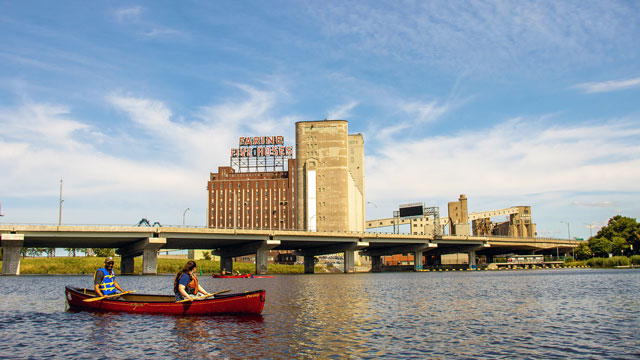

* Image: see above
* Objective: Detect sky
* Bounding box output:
[1,1,639,240]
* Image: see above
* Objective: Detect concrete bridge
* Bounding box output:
[0,224,579,275]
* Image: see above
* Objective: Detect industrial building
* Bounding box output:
[295,120,365,232]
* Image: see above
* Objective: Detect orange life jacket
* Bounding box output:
[174,272,199,295]
[186,274,199,295]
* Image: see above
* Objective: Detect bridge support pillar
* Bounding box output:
[255,239,280,275]
[221,256,233,274]
[414,250,424,271]
[121,256,135,274]
[142,239,165,275]
[116,237,166,275]
[344,250,355,273]
[304,256,315,274]
[1,234,24,275]
[371,256,382,272]
[468,250,477,269]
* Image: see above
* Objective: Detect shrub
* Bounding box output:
[603,256,630,267]
[586,257,604,268]
[630,255,640,265]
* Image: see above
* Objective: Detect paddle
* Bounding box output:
[84,290,135,302]
[177,289,231,303]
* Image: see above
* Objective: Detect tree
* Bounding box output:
[26,248,46,258]
[611,236,628,256]
[575,242,592,260]
[588,237,612,258]
[92,248,114,257]
[596,215,640,255]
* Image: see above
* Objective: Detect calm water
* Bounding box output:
[0,269,639,359]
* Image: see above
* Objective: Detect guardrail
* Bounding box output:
[0,222,577,241]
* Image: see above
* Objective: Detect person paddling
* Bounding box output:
[174,260,212,302]
[94,256,126,297]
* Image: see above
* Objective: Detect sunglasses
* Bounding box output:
[106,262,115,265]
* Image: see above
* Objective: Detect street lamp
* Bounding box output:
[560,221,570,239]
[560,220,571,260]
[58,179,64,226]
[183,208,190,226]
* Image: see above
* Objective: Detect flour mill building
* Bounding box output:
[207,120,365,234]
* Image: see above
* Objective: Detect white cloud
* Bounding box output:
[366,96,454,141]
[399,100,449,124]
[571,200,616,208]
[0,84,291,224]
[366,117,640,202]
[572,77,640,94]
[306,1,638,74]
[327,101,358,120]
[114,6,143,22]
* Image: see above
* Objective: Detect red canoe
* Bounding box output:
[65,286,265,315]
[212,274,252,278]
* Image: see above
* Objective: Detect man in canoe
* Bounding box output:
[174,260,212,301]
[94,256,126,297]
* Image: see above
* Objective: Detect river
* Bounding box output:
[0,269,638,359]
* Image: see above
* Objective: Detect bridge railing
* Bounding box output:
[0,222,580,241]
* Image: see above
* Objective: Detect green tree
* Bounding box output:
[92,248,114,257]
[575,242,592,260]
[596,215,640,255]
[611,236,628,256]
[588,237,612,258]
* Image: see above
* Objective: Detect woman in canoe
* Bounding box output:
[174,260,212,302]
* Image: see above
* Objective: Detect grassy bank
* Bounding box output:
[1,257,305,275]
[565,255,640,268]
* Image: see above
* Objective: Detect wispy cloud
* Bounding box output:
[571,200,617,208]
[306,1,639,74]
[327,101,358,120]
[399,100,449,124]
[366,117,640,201]
[114,6,143,22]
[572,77,640,94]
[112,5,184,39]
[0,84,291,223]
[367,96,453,141]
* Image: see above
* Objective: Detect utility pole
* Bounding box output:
[585,223,595,238]
[560,221,570,239]
[58,179,64,226]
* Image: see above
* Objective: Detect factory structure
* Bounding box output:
[204,119,536,267]
[205,120,365,263]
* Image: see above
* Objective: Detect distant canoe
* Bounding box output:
[65,286,265,315]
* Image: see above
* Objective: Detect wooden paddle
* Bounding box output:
[84,290,135,302]
[177,289,231,303]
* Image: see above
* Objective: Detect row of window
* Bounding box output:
[212,181,290,189]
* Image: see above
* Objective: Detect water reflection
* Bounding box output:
[1,270,640,359]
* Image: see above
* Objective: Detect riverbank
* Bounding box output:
[0,257,306,275]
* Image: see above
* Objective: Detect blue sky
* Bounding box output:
[1,1,639,239]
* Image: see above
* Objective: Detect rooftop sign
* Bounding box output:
[229,136,293,172]
[231,136,293,158]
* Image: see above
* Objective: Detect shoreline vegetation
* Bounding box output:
[1,255,640,274]
[3,257,307,275]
